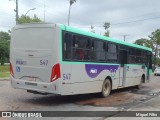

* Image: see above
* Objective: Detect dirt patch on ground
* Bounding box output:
[76,92,143,106]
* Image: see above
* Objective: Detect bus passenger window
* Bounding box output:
[75,48,84,60]
[107,43,117,61]
[73,36,86,60]
[93,40,106,61]
[128,56,135,63]
[63,33,72,60]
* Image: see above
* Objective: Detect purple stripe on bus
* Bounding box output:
[85,64,119,78]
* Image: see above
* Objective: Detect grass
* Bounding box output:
[0,65,10,78]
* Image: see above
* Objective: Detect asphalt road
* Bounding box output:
[0,75,160,120]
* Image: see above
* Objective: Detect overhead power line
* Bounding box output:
[76,15,160,29]
[112,16,160,26]
[1,1,160,30]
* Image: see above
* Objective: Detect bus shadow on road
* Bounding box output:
[22,85,153,107]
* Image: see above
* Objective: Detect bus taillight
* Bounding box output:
[50,63,61,82]
[10,63,14,77]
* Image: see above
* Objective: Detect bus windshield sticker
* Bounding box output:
[85,64,119,78]
[16,66,20,72]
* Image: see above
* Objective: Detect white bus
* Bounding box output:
[10,23,152,97]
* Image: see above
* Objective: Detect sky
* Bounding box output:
[0,0,160,43]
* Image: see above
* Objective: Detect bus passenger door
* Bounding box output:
[119,50,128,87]
[146,53,152,81]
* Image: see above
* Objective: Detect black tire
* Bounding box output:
[137,76,144,89]
[101,79,111,97]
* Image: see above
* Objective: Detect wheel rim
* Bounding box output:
[103,81,110,96]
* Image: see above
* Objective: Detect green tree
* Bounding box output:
[153,58,160,66]
[0,32,10,41]
[134,38,154,49]
[103,22,110,37]
[148,29,160,60]
[0,32,10,65]
[18,14,42,24]
[104,31,110,37]
[134,38,145,46]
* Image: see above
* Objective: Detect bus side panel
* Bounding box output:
[112,66,121,90]
[59,64,73,95]
[124,65,145,87]
[71,64,103,95]
[60,64,120,95]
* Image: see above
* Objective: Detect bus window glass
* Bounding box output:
[135,49,142,63]
[84,39,95,61]
[119,44,127,50]
[129,48,135,55]
[63,33,72,60]
[142,50,147,64]
[136,49,142,56]
[128,47,136,64]
[128,56,135,63]
[94,40,105,61]
[72,36,89,61]
[72,36,82,60]
[107,43,117,61]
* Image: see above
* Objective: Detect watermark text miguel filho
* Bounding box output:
[136,112,157,117]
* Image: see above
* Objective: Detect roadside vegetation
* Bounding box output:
[0,65,10,78]
[134,29,160,65]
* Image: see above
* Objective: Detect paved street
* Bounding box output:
[0,75,160,120]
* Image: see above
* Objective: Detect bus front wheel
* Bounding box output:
[101,79,111,97]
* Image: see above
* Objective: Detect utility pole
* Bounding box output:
[44,0,46,22]
[122,35,130,41]
[9,0,18,24]
[68,4,71,26]
[91,25,95,33]
[15,0,18,24]
[68,0,76,26]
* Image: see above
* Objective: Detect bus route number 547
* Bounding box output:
[40,60,48,66]
[63,73,71,80]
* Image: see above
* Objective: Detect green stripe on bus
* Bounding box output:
[125,64,146,66]
[149,69,153,75]
[61,61,147,66]
[61,61,120,65]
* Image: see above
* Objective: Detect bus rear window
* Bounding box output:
[12,28,54,49]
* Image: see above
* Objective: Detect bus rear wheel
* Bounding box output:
[101,79,111,97]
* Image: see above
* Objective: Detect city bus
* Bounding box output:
[10,23,152,97]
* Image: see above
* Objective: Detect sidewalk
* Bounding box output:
[128,95,160,111]
[105,95,160,119]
